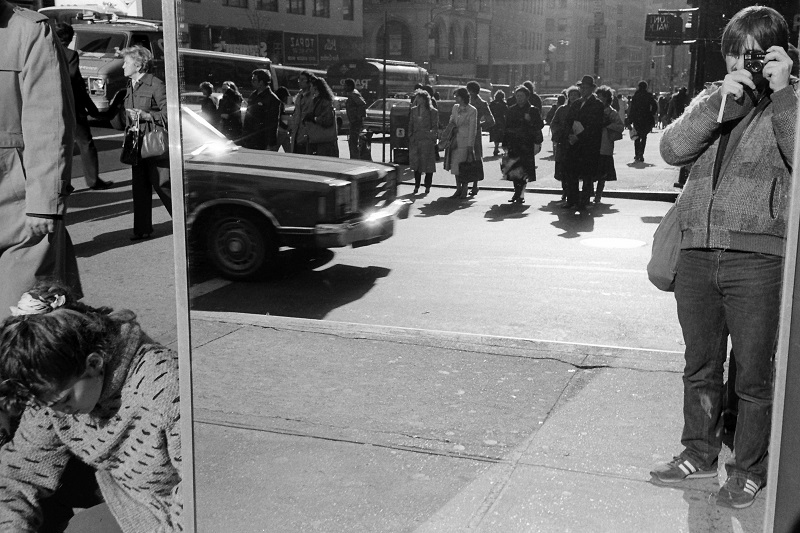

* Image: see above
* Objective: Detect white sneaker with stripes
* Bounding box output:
[650,456,718,483]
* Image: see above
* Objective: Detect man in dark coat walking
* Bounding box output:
[55,22,111,191]
[626,80,658,162]
[564,75,604,209]
[241,68,281,150]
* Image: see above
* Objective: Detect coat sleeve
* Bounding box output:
[21,19,74,216]
[660,87,750,167]
[467,108,477,148]
[150,77,168,127]
[0,409,70,532]
[480,100,495,130]
[770,81,798,169]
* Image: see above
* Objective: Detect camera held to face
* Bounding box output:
[743,50,767,77]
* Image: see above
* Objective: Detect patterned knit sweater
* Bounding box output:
[0,311,182,532]
[660,79,798,256]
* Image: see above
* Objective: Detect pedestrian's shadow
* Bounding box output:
[539,199,621,238]
[66,181,135,225]
[73,218,173,258]
[626,160,656,169]
[648,475,766,532]
[484,202,531,222]
[415,196,475,217]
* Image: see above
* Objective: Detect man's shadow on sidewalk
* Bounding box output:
[73,216,173,258]
[539,200,619,239]
[647,475,765,532]
[626,160,656,169]
[484,201,531,222]
[415,195,475,217]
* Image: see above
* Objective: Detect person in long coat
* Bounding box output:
[626,80,658,162]
[550,86,581,201]
[112,45,172,240]
[564,75,604,209]
[443,87,477,199]
[502,85,543,203]
[407,89,438,194]
[488,90,507,156]
[466,81,494,196]
[218,81,243,141]
[0,0,82,319]
[594,85,625,203]
[303,77,339,157]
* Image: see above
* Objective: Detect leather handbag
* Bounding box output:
[458,151,484,182]
[647,202,681,292]
[120,112,141,166]
[140,119,168,159]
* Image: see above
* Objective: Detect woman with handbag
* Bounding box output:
[444,87,477,199]
[407,89,438,194]
[302,77,339,157]
[502,85,543,204]
[113,45,171,241]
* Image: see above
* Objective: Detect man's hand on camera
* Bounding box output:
[763,46,791,92]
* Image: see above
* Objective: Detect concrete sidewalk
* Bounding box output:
[189,312,763,533]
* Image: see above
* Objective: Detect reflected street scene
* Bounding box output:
[26,0,794,530]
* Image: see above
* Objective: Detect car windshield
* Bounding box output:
[367,99,408,111]
[74,31,127,56]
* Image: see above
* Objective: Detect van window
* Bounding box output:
[75,31,127,56]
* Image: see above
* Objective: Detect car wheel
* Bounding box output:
[206,210,278,280]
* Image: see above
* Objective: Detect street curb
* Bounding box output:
[190,310,685,373]
[399,181,679,203]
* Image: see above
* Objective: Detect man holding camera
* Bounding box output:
[652,6,797,510]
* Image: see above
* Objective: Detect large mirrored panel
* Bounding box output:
[165,0,800,530]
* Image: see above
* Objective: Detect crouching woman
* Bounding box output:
[0,282,182,532]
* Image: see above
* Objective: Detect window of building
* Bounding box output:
[256,0,277,10]
[557,18,567,32]
[313,0,329,17]
[342,0,353,19]
[463,26,473,58]
[287,0,304,14]
[545,18,555,31]
[223,0,248,6]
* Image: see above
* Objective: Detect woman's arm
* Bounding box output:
[0,409,70,531]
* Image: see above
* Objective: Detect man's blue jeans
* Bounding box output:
[674,249,782,485]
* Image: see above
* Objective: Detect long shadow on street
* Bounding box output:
[539,199,620,239]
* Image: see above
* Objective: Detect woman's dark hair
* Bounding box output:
[721,5,789,57]
[493,90,505,102]
[223,81,241,97]
[54,22,74,44]
[413,88,432,110]
[557,94,566,105]
[311,77,334,101]
[595,85,613,104]
[0,280,115,401]
[466,81,481,94]
[454,87,470,103]
[199,81,214,95]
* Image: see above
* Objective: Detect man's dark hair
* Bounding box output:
[721,5,789,57]
[637,80,648,91]
[466,81,481,94]
[54,22,74,45]
[252,69,271,85]
[344,78,356,91]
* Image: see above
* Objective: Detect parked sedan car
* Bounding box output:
[182,107,410,280]
[363,98,410,134]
